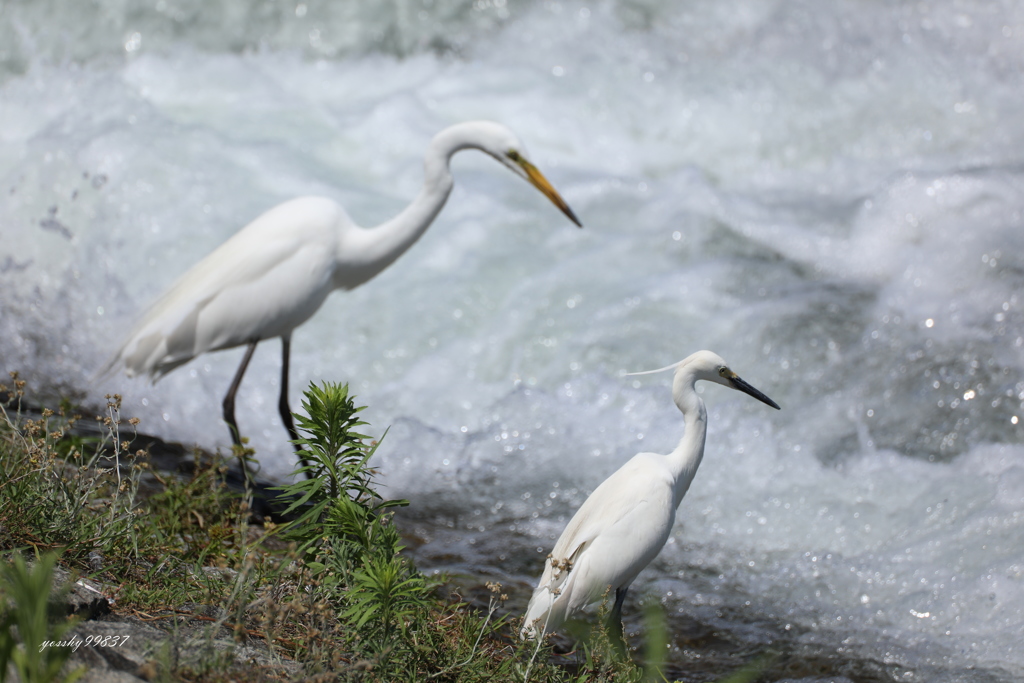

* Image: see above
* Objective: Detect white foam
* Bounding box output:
[2,1,1023,677]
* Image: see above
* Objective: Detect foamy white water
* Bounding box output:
[2,1,1024,679]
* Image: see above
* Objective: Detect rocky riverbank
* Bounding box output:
[52,564,302,682]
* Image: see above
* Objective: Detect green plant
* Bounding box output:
[141,458,244,563]
[342,552,428,645]
[542,598,645,683]
[274,382,433,666]
[327,493,432,633]
[0,393,143,568]
[0,553,85,683]
[641,601,669,682]
[275,382,390,551]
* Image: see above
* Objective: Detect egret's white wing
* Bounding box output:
[111,197,351,378]
[523,452,675,635]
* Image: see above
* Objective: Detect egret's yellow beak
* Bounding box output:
[510,153,582,227]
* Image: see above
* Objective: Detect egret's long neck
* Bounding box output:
[341,125,475,277]
[666,379,708,509]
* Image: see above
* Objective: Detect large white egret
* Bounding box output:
[521,350,779,643]
[106,121,581,471]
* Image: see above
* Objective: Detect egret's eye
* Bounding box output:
[506,149,522,162]
[718,367,728,376]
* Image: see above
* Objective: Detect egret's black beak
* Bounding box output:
[729,375,781,410]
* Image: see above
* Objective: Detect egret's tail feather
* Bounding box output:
[520,588,557,640]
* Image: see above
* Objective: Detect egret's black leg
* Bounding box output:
[223,340,259,473]
[278,335,313,476]
[608,586,629,658]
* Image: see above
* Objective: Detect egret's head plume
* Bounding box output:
[624,360,683,377]
[625,351,780,410]
[625,350,723,378]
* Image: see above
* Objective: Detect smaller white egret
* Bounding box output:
[520,350,780,643]
[105,121,581,473]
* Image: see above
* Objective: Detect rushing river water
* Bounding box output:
[3,1,1024,680]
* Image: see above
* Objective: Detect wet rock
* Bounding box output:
[53,567,113,619]
[79,670,147,683]
[34,566,303,680]
[60,611,302,680]
[65,620,163,680]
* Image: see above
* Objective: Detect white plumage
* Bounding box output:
[117,198,346,379]
[522,350,779,640]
